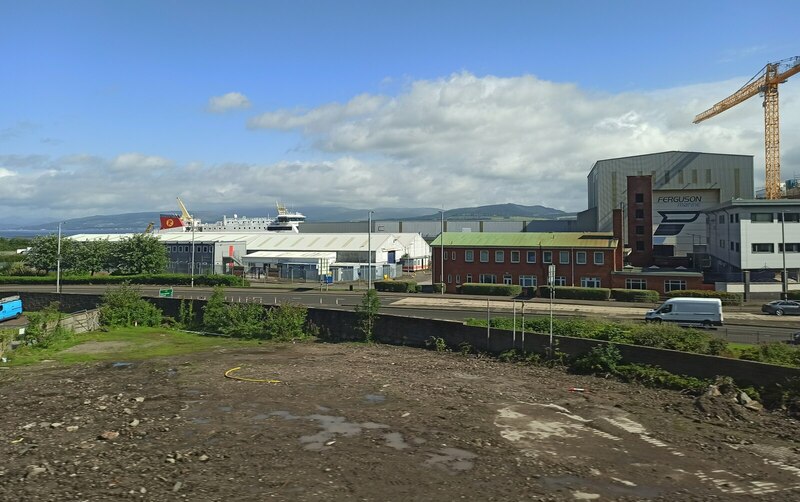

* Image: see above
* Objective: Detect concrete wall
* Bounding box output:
[5,290,800,388]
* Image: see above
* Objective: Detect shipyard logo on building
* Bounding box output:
[656,195,703,207]
[654,211,701,236]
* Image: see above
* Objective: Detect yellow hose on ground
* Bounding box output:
[224,366,281,384]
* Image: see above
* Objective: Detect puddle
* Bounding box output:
[111,362,133,369]
[272,412,389,451]
[218,405,233,412]
[424,447,477,472]
[191,417,211,424]
[384,432,410,450]
[252,413,270,420]
[364,394,385,404]
[540,475,662,499]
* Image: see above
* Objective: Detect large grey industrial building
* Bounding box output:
[580,151,754,258]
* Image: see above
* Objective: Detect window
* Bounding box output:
[635,241,645,251]
[465,250,474,262]
[780,213,800,223]
[735,213,740,223]
[752,243,775,253]
[594,252,604,265]
[735,242,740,252]
[751,212,774,223]
[559,251,570,264]
[510,251,520,263]
[480,250,489,262]
[543,251,552,263]
[635,225,644,235]
[554,276,567,286]
[503,274,512,285]
[581,277,601,288]
[447,274,452,283]
[664,280,686,293]
[451,251,456,260]
[576,251,587,264]
[635,209,644,219]
[664,171,670,184]
[729,214,734,223]
[730,242,735,251]
[479,274,497,284]
[625,278,647,290]
[519,275,537,287]
[635,193,644,203]
[466,274,473,283]
[719,239,725,248]
[443,251,447,261]
[718,215,725,223]
[527,251,536,263]
[495,250,504,263]
[456,274,461,284]
[779,243,800,253]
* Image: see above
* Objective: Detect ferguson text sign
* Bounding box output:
[652,190,718,256]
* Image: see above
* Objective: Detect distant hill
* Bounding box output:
[6,203,570,233]
[408,203,571,221]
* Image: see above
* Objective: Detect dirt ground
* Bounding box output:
[2,342,800,501]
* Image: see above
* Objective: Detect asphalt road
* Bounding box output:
[1,284,797,344]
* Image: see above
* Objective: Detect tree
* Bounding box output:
[25,234,74,274]
[354,289,381,342]
[110,234,167,275]
[70,240,113,276]
[99,283,162,327]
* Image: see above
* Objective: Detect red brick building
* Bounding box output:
[430,231,622,293]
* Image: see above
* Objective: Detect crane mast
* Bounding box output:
[694,56,800,200]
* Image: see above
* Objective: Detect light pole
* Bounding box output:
[368,210,374,290]
[56,222,63,294]
[190,222,196,288]
[782,210,788,299]
[440,209,444,294]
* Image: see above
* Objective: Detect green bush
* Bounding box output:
[0,273,248,286]
[21,302,72,348]
[571,344,622,375]
[432,283,445,293]
[665,289,742,306]
[460,283,522,296]
[374,280,417,293]
[224,303,267,338]
[739,342,800,368]
[538,286,611,301]
[611,288,660,303]
[615,364,710,392]
[264,303,310,341]
[99,284,162,328]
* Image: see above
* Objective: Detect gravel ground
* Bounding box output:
[2,341,800,501]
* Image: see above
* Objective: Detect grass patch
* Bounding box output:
[4,326,261,366]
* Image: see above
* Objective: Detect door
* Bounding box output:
[388,251,396,264]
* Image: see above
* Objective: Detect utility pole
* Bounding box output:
[56,222,63,294]
[440,209,444,294]
[190,222,196,288]
[782,210,788,299]
[368,210,374,290]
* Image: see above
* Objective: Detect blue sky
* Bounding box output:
[1,0,799,223]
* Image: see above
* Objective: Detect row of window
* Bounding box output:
[445,249,605,265]
[169,245,212,253]
[444,274,688,292]
[751,243,800,253]
[721,212,800,223]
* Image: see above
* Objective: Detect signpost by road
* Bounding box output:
[159,288,174,298]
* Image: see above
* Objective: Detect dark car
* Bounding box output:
[761,300,800,316]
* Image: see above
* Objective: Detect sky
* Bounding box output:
[1,0,799,224]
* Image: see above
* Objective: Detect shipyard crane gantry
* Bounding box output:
[694,56,800,199]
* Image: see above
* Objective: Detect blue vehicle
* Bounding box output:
[0,295,22,322]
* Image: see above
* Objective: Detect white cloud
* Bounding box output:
[207,92,252,113]
[111,153,173,172]
[0,167,16,178]
[4,72,798,223]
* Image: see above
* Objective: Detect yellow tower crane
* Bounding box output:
[694,56,800,199]
[176,197,193,224]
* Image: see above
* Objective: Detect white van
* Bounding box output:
[645,297,723,327]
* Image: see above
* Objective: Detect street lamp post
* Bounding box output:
[782,211,788,299]
[368,211,374,290]
[56,222,63,294]
[440,209,444,294]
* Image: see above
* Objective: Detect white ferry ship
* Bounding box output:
[170,200,306,233]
